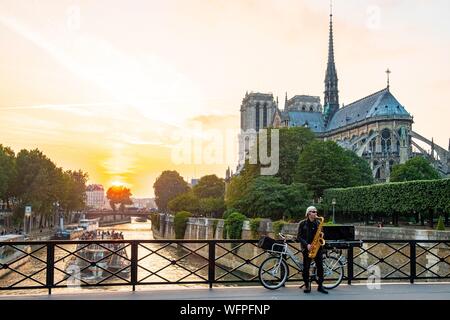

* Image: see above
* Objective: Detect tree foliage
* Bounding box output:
[238,176,312,221]
[343,150,374,186]
[0,145,16,209]
[193,175,225,199]
[1,147,88,227]
[153,170,189,212]
[106,186,133,212]
[168,191,199,214]
[390,157,440,182]
[273,220,287,235]
[198,197,225,218]
[224,163,259,211]
[277,127,315,184]
[224,212,247,239]
[174,211,191,239]
[295,141,373,197]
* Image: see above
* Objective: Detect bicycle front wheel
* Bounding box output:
[258,256,288,290]
[322,256,344,289]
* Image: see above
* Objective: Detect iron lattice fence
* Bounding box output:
[0,240,449,294]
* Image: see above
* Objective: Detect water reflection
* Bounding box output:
[0,220,212,296]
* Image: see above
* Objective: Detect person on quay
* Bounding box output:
[297,206,328,294]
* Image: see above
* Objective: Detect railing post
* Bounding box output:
[347,247,354,285]
[208,241,216,289]
[410,241,416,284]
[131,241,138,291]
[46,243,55,295]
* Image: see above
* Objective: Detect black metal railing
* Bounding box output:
[0,239,449,294]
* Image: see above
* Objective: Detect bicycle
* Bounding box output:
[258,233,346,290]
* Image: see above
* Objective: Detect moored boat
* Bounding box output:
[64,232,130,284]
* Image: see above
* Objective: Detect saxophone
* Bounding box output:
[308,216,326,259]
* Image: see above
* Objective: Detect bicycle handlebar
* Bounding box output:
[279,233,295,241]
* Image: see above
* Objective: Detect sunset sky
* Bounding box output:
[0,0,449,197]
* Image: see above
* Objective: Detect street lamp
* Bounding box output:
[24,205,32,235]
[53,201,62,231]
[332,198,336,224]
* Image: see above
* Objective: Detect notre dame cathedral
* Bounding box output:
[238,10,450,182]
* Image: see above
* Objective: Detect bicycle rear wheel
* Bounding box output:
[259,256,288,290]
[321,256,344,289]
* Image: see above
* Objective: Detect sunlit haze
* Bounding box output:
[1,0,449,197]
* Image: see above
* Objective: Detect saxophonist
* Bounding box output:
[296,206,328,294]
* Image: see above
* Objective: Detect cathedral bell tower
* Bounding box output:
[323,4,340,126]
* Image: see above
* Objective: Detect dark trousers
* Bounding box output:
[302,249,324,287]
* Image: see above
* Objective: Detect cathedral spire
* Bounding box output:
[324,0,340,126]
[386,68,391,90]
[284,92,288,110]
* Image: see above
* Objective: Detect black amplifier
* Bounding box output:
[322,225,355,241]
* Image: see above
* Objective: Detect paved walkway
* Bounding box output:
[1,283,449,300]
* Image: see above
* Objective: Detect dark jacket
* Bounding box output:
[297,218,320,251]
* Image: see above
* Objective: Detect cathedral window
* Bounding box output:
[375,168,381,179]
[389,160,395,173]
[263,104,268,128]
[381,129,392,154]
[255,103,260,131]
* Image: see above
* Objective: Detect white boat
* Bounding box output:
[53,226,85,240]
[78,219,100,232]
[64,236,130,284]
[0,234,31,278]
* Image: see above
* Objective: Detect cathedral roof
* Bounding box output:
[287,111,325,133]
[326,88,412,131]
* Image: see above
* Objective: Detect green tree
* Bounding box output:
[225,163,259,211]
[0,145,16,210]
[239,176,311,221]
[174,211,192,239]
[198,197,226,218]
[277,127,315,184]
[153,171,189,212]
[295,141,373,197]
[344,150,374,186]
[107,186,133,212]
[193,175,225,199]
[60,170,88,215]
[13,149,66,227]
[390,157,440,182]
[224,212,247,239]
[168,191,200,214]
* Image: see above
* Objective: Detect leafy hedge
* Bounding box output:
[273,220,287,235]
[323,179,450,216]
[174,211,192,239]
[249,218,263,238]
